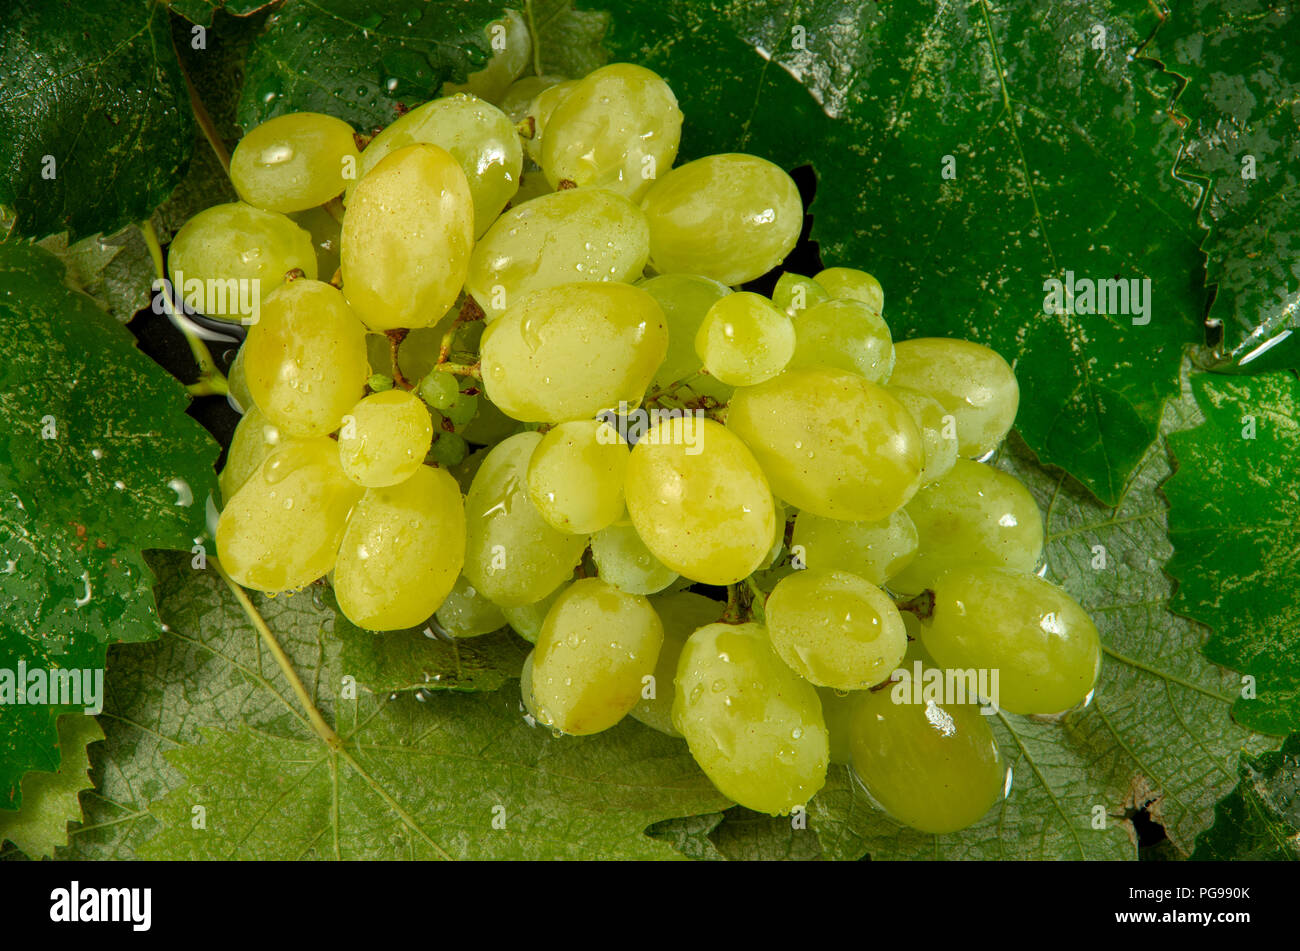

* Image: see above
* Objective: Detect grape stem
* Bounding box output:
[438,296,486,365]
[386,328,414,389]
[435,361,482,380]
[894,590,935,621]
[744,577,767,624]
[170,28,231,175]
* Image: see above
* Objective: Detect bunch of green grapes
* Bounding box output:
[184,38,1100,836]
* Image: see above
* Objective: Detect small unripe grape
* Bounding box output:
[337,390,434,488]
[788,298,894,382]
[230,112,359,213]
[590,521,678,595]
[527,420,630,534]
[814,266,884,313]
[639,273,735,405]
[435,574,506,638]
[887,385,959,486]
[523,80,578,164]
[694,291,795,387]
[219,405,282,503]
[629,591,724,736]
[500,581,571,644]
[790,509,918,586]
[771,272,829,317]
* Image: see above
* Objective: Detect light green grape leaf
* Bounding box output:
[0,715,103,859]
[524,0,609,79]
[1192,733,1300,860]
[37,226,157,324]
[644,812,726,860]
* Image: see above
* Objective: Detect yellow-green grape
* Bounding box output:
[923,566,1102,715]
[219,405,282,503]
[480,282,668,423]
[630,591,724,735]
[466,189,650,320]
[889,338,1020,457]
[848,682,1004,834]
[216,437,364,592]
[512,169,554,205]
[888,459,1044,595]
[230,112,359,213]
[887,385,958,486]
[790,509,917,586]
[765,569,907,690]
[761,498,788,568]
[541,63,683,201]
[624,416,775,585]
[244,279,369,436]
[333,465,465,630]
[341,144,474,330]
[348,94,522,236]
[727,366,924,521]
[167,202,317,322]
[817,686,864,766]
[463,432,589,607]
[435,574,506,637]
[498,75,566,124]
[673,622,829,815]
[227,343,254,413]
[337,390,434,488]
[443,9,531,103]
[694,291,795,387]
[772,272,829,317]
[288,204,342,280]
[500,580,571,644]
[640,273,734,405]
[520,648,538,717]
[590,521,678,595]
[526,419,629,533]
[641,153,802,285]
[814,266,884,314]
[529,577,664,735]
[523,80,578,164]
[788,298,894,382]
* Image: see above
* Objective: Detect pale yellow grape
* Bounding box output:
[624,416,775,585]
[333,465,465,630]
[498,75,566,125]
[216,437,363,592]
[444,9,531,103]
[814,266,884,314]
[640,273,734,404]
[226,343,254,414]
[435,574,507,637]
[463,432,589,607]
[230,112,359,213]
[466,189,649,320]
[219,405,282,503]
[288,204,342,280]
[765,569,907,690]
[479,283,668,423]
[244,279,368,437]
[817,686,863,766]
[887,385,958,486]
[348,94,522,236]
[790,508,918,587]
[727,367,924,521]
[168,202,316,321]
[530,578,664,735]
[772,272,829,317]
[337,390,434,488]
[888,459,1043,595]
[500,581,571,644]
[590,521,678,595]
[542,64,682,201]
[641,154,802,285]
[673,622,828,815]
[630,592,724,735]
[526,419,629,533]
[523,80,577,164]
[889,338,1020,457]
[788,298,894,382]
[694,291,795,386]
[341,144,473,330]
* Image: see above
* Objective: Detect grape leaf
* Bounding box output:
[36,226,156,324]
[169,0,277,27]
[1165,371,1300,734]
[0,0,194,241]
[645,812,726,860]
[0,714,103,859]
[1192,733,1300,860]
[0,243,219,810]
[525,0,609,79]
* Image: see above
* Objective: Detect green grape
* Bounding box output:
[888,459,1043,595]
[333,465,465,630]
[790,509,917,586]
[848,680,1004,834]
[511,169,554,206]
[416,368,458,408]
[922,565,1102,715]
[443,9,531,103]
[460,394,520,446]
[428,431,469,468]
[216,437,364,592]
[244,279,369,437]
[466,188,650,320]
[541,63,683,201]
[527,420,629,534]
[337,390,434,487]
[817,686,863,766]
[227,343,254,413]
[451,446,491,494]
[694,291,796,387]
[219,405,282,503]
[288,203,343,282]
[624,416,775,585]
[888,338,1019,457]
[389,314,458,382]
[639,273,735,405]
[435,573,506,637]
[761,498,788,568]
[498,75,566,125]
[788,298,894,382]
[641,153,802,285]
[673,622,828,815]
[771,272,829,317]
[230,112,359,213]
[519,648,538,717]
[463,432,589,607]
[814,266,884,313]
[523,80,578,165]
[480,283,668,423]
[500,580,571,644]
[765,568,908,690]
[529,577,664,735]
[367,373,394,392]
[348,94,522,237]
[886,385,958,486]
[630,591,724,735]
[726,366,924,521]
[168,202,317,322]
[590,521,678,595]
[341,144,474,331]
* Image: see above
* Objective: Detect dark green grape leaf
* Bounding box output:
[0,0,194,241]
[36,227,156,324]
[0,244,219,810]
[1165,371,1300,734]
[0,714,102,859]
[1192,733,1300,860]
[168,0,277,27]
[525,0,609,78]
